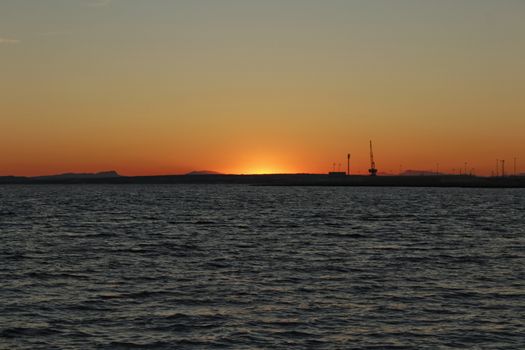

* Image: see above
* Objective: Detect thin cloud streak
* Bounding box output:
[0,38,20,44]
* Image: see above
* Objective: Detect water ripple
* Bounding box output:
[1,185,524,349]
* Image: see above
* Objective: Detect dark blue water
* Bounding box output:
[1,185,524,349]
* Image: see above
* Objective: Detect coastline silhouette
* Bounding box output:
[1,172,524,188]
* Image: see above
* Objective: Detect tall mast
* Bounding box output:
[368,140,378,176]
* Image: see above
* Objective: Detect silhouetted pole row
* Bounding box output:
[330,143,519,177]
[494,159,521,177]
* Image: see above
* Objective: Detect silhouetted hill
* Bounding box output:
[0,176,28,183]
[33,171,120,180]
[186,170,223,175]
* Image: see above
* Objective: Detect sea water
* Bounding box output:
[1,185,524,349]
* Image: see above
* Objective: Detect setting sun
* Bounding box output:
[240,167,286,175]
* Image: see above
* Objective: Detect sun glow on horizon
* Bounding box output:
[240,167,287,175]
[225,164,291,175]
[220,151,300,175]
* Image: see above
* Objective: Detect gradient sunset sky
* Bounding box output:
[1,0,524,176]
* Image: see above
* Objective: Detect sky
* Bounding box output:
[1,0,524,176]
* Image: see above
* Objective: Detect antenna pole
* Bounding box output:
[368,140,378,176]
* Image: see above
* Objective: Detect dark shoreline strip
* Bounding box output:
[1,175,524,188]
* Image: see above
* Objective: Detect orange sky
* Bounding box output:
[1,1,524,176]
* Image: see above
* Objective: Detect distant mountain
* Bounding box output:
[401,170,441,176]
[0,176,26,181]
[186,170,223,175]
[33,171,121,180]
